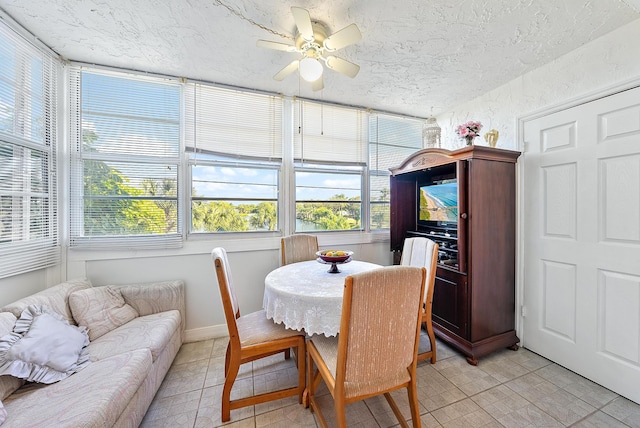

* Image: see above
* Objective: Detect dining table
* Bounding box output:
[263,258,383,337]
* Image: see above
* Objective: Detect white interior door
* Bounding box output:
[522,86,640,404]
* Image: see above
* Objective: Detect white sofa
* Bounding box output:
[0,278,184,428]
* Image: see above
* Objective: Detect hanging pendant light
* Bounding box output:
[423,116,441,148]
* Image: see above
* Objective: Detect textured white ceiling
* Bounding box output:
[0,0,638,117]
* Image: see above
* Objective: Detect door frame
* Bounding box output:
[515,75,640,346]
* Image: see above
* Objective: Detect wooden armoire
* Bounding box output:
[390,146,521,365]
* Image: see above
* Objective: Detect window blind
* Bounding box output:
[293,100,367,165]
[0,21,60,278]
[369,114,424,229]
[184,83,282,161]
[369,114,424,175]
[68,69,182,249]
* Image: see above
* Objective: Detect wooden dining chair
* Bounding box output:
[212,247,306,422]
[401,237,439,363]
[307,265,426,428]
[281,234,319,265]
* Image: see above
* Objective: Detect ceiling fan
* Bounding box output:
[257,7,362,91]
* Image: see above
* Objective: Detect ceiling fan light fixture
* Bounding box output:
[257,7,361,89]
[299,57,323,82]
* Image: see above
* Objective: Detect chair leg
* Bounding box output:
[224,342,232,375]
[384,392,410,428]
[296,339,306,404]
[307,349,329,428]
[284,347,291,360]
[306,349,315,411]
[221,360,240,422]
[335,395,347,428]
[407,377,422,428]
[425,320,437,364]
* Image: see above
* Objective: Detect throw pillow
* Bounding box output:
[69,286,139,341]
[0,305,90,384]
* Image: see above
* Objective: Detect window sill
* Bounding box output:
[65,230,390,262]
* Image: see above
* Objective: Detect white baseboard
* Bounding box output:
[184,324,228,343]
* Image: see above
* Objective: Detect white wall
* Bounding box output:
[1,235,392,341]
[5,19,638,342]
[434,18,640,339]
[437,19,640,151]
[67,237,393,341]
[0,270,49,307]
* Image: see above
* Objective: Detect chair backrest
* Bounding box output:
[212,247,241,345]
[281,234,319,265]
[336,265,426,398]
[400,237,438,308]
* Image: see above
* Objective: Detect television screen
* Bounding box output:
[418,180,458,223]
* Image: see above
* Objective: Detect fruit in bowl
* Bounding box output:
[316,250,353,263]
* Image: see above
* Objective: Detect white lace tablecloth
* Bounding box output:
[263,260,382,337]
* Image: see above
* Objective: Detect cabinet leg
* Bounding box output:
[508,344,519,351]
[466,356,479,366]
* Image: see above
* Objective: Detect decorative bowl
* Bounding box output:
[316,250,353,263]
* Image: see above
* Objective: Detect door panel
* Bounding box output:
[523,86,640,404]
[432,268,467,338]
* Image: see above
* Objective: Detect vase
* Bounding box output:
[465,136,474,146]
[484,129,499,147]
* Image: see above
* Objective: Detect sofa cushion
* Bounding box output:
[86,310,181,362]
[0,305,90,384]
[114,280,184,316]
[0,278,91,326]
[0,313,23,401]
[0,374,21,404]
[0,399,6,425]
[69,286,139,341]
[3,349,152,428]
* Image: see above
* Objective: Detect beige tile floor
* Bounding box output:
[141,333,640,427]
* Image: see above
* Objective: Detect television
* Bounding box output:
[418,179,458,225]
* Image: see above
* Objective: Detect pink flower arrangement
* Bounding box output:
[455,121,483,140]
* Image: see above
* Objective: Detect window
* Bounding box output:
[369,114,424,229]
[69,69,181,248]
[293,101,366,232]
[191,157,279,232]
[185,84,282,233]
[295,166,363,231]
[65,67,424,244]
[0,22,59,278]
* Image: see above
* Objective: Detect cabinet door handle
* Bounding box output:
[460,213,468,219]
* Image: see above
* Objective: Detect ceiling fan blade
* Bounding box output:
[325,55,360,78]
[257,40,297,52]
[311,75,324,92]
[291,7,314,42]
[323,23,362,51]
[273,60,299,81]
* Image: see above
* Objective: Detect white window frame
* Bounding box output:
[184,82,283,236]
[60,65,428,257]
[0,19,60,279]
[189,155,281,234]
[68,68,182,249]
[294,162,365,233]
